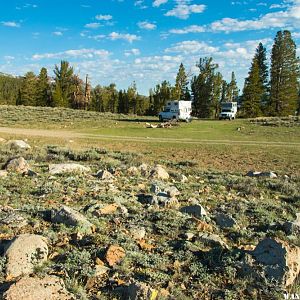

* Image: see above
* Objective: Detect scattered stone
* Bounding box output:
[180,204,207,218]
[183,232,195,241]
[246,171,278,179]
[8,140,31,150]
[198,233,228,249]
[283,213,300,235]
[5,157,29,174]
[0,207,27,228]
[94,264,110,277]
[0,170,8,177]
[95,169,115,180]
[179,174,188,183]
[138,163,148,176]
[51,205,94,234]
[253,238,300,287]
[166,186,180,198]
[128,166,139,176]
[3,276,74,300]
[105,245,126,267]
[93,204,119,216]
[130,226,146,240]
[5,234,48,279]
[0,137,6,143]
[214,213,237,229]
[125,281,158,300]
[150,183,161,194]
[150,165,169,180]
[49,163,90,175]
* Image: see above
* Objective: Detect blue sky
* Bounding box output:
[0,0,300,95]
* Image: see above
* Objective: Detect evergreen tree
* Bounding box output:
[36,67,51,107]
[220,80,227,103]
[269,30,300,116]
[226,71,239,102]
[173,63,189,100]
[0,73,22,105]
[153,81,172,114]
[53,61,75,107]
[242,58,263,117]
[19,72,37,106]
[211,72,223,118]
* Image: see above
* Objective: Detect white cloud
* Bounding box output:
[165,1,206,19]
[138,21,157,30]
[108,32,141,43]
[84,22,102,29]
[52,31,63,36]
[124,48,141,56]
[165,40,219,54]
[169,25,205,34]
[95,14,113,21]
[4,56,15,60]
[153,0,168,7]
[32,49,111,60]
[1,21,20,28]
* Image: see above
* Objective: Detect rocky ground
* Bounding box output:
[0,139,299,299]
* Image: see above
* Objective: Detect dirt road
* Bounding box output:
[0,126,299,147]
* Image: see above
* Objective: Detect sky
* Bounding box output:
[0,0,300,95]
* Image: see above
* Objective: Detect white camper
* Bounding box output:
[219,102,238,120]
[158,100,192,122]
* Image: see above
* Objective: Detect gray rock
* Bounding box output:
[8,140,31,150]
[130,226,146,240]
[5,157,29,174]
[149,165,169,180]
[95,169,115,180]
[180,204,207,218]
[253,238,300,287]
[5,234,48,279]
[3,276,74,300]
[138,163,148,176]
[125,281,158,300]
[166,186,180,198]
[214,213,237,229]
[0,207,27,228]
[284,213,300,235]
[128,166,139,176]
[49,163,90,175]
[51,205,94,234]
[150,183,161,194]
[246,171,277,179]
[198,233,228,249]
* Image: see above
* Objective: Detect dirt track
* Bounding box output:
[0,126,299,147]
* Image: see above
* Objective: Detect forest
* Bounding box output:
[0,30,299,118]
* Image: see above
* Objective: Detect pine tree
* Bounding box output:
[211,72,223,118]
[19,72,37,106]
[226,72,239,102]
[36,67,51,107]
[153,81,172,114]
[53,61,75,107]
[242,58,263,117]
[269,30,300,116]
[173,63,189,100]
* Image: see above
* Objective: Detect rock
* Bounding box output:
[0,207,27,228]
[0,170,8,177]
[150,165,169,180]
[8,140,31,150]
[150,183,161,194]
[24,169,38,177]
[246,171,277,179]
[5,234,48,279]
[166,186,180,198]
[125,281,158,300]
[0,137,6,143]
[284,213,300,235]
[95,169,115,180]
[179,174,188,183]
[5,157,29,173]
[93,204,119,216]
[138,163,148,176]
[253,238,300,287]
[130,227,146,240]
[49,163,90,175]
[128,166,139,176]
[51,205,94,234]
[184,232,195,240]
[180,204,207,218]
[94,265,110,277]
[214,213,237,229]
[198,233,228,249]
[3,276,74,300]
[105,245,125,267]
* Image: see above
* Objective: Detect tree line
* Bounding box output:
[0,30,299,117]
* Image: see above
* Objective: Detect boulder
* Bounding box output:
[0,206,27,228]
[198,233,228,249]
[138,163,149,176]
[51,205,94,234]
[166,186,180,198]
[128,166,139,176]
[3,276,74,300]
[8,140,31,150]
[180,204,207,218]
[4,234,48,279]
[253,238,300,287]
[105,245,125,267]
[49,163,90,175]
[5,157,29,173]
[95,169,115,180]
[284,213,300,235]
[246,171,277,179]
[149,165,169,180]
[125,281,158,300]
[129,226,146,240]
[214,213,236,229]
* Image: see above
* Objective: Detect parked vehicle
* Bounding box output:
[159,100,192,122]
[219,102,238,120]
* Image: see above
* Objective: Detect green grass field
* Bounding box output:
[0,105,299,175]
